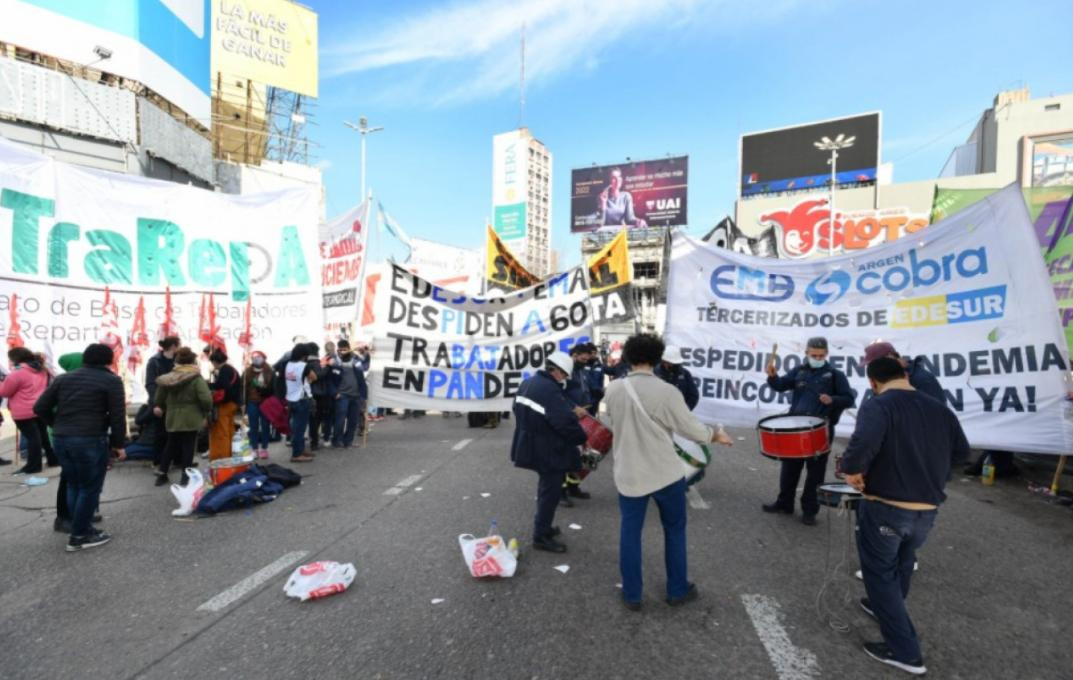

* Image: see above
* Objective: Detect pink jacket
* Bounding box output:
[0,364,50,420]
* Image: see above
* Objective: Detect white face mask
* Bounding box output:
[808,357,826,369]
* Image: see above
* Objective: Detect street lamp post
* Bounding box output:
[813,134,855,257]
[343,116,384,201]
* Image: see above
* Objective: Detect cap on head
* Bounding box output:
[863,341,897,366]
[806,336,828,351]
[547,351,574,376]
[568,344,587,357]
[661,345,684,365]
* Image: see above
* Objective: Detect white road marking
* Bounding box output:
[452,438,473,451]
[741,594,820,680]
[382,487,404,496]
[197,551,308,613]
[396,474,423,488]
[687,486,710,510]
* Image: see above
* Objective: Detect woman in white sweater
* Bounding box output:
[603,334,732,610]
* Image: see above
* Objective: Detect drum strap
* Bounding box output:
[622,377,674,450]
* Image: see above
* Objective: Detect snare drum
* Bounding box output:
[818,482,862,508]
[757,414,830,460]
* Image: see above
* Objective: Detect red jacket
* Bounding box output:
[0,363,50,420]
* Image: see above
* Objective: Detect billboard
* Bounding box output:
[211,0,318,97]
[571,156,687,232]
[1031,136,1073,187]
[740,113,880,197]
[492,130,528,242]
[0,0,212,121]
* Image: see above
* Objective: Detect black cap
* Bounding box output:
[337,340,350,350]
[807,336,828,350]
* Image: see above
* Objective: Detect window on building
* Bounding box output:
[1045,103,1061,111]
[634,262,660,279]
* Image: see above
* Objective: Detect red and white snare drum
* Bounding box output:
[757,415,830,460]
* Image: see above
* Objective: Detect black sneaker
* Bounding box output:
[66,531,112,552]
[860,598,877,621]
[533,536,567,553]
[13,465,43,475]
[622,597,642,612]
[154,474,169,487]
[863,641,926,675]
[762,502,793,514]
[0,457,10,465]
[667,583,699,607]
[801,514,817,526]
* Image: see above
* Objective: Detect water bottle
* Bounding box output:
[981,455,995,486]
[508,538,519,557]
[488,519,498,537]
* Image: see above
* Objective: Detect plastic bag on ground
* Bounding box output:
[171,468,205,517]
[458,534,518,578]
[283,561,357,601]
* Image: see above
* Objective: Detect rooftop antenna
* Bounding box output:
[519,21,526,129]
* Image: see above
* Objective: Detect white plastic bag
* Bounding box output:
[458,534,518,578]
[170,468,205,517]
[283,561,357,601]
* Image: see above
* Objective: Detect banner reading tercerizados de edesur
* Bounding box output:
[666,183,1073,455]
[368,264,593,412]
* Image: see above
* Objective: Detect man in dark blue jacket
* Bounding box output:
[763,336,855,525]
[841,357,969,675]
[863,342,944,404]
[511,351,588,553]
[654,345,699,411]
[329,340,368,448]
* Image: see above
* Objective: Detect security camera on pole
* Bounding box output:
[812,134,855,257]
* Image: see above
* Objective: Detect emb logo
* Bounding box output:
[710,265,794,301]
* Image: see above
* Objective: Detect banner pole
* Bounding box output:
[1051,455,1067,495]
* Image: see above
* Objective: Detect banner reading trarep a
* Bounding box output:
[0,139,321,364]
[369,264,593,411]
[666,184,1073,455]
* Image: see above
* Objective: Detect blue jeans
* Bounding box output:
[246,402,271,449]
[618,477,689,603]
[288,399,311,458]
[52,435,109,537]
[856,499,937,663]
[332,396,363,447]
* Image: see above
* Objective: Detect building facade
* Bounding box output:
[492,128,552,278]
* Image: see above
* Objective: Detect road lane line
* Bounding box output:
[382,487,404,496]
[452,438,473,451]
[687,486,710,510]
[741,594,820,680]
[396,474,423,487]
[197,551,308,613]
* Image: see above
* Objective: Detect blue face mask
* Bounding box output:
[808,357,826,369]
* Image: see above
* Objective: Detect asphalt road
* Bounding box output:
[0,414,1070,680]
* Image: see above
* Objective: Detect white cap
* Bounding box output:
[547,351,574,376]
[662,345,684,365]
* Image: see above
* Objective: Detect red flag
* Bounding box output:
[98,287,123,373]
[127,296,150,374]
[6,294,24,349]
[198,293,225,353]
[238,295,254,366]
[159,286,179,339]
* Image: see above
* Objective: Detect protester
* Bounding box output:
[33,343,126,552]
[1,346,56,474]
[604,334,733,610]
[841,357,970,675]
[145,336,179,468]
[329,340,368,448]
[308,342,336,450]
[568,344,595,412]
[510,351,588,553]
[206,348,241,460]
[284,344,317,462]
[654,345,699,410]
[243,351,275,459]
[862,342,944,404]
[52,352,84,526]
[153,348,212,487]
[763,336,855,525]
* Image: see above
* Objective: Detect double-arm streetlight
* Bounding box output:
[813,134,855,256]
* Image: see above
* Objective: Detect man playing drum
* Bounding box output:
[762,336,855,525]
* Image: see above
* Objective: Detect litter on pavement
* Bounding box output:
[554,565,570,574]
[568,523,582,530]
[431,598,445,604]
[283,561,357,601]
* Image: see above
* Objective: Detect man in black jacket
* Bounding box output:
[145,336,179,468]
[34,344,127,552]
[511,351,588,553]
[763,336,856,525]
[841,357,970,676]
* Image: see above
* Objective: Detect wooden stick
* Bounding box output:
[1051,455,1067,495]
[361,412,368,448]
[766,343,779,371]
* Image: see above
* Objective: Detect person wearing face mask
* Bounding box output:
[510,351,589,553]
[145,336,180,469]
[329,340,367,448]
[763,336,855,525]
[841,357,969,675]
[242,351,275,459]
[654,345,699,411]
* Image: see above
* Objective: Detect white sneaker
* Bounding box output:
[856,561,920,581]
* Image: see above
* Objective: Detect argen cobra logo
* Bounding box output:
[804,247,989,305]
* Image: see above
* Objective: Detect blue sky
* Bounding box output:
[308,0,1072,267]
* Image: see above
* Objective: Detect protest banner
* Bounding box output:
[666,183,1073,455]
[486,225,538,292]
[0,138,322,387]
[319,201,369,327]
[368,264,593,411]
[587,230,636,324]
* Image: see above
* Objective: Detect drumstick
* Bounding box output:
[766,343,778,370]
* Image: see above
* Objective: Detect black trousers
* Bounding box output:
[151,416,169,469]
[310,396,334,445]
[534,470,565,540]
[777,453,829,516]
[15,417,54,470]
[160,430,197,476]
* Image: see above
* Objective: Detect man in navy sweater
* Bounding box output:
[763,336,855,525]
[842,357,970,676]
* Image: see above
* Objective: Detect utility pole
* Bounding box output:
[813,134,855,257]
[343,116,384,200]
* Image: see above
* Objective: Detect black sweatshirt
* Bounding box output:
[841,388,970,506]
